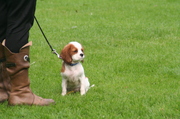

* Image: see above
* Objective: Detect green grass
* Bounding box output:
[1,0,180,118]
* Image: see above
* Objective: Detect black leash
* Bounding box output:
[34,16,60,58]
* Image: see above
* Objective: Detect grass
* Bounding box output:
[1,0,180,118]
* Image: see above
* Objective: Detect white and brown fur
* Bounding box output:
[60,42,90,96]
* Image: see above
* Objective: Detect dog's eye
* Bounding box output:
[73,50,78,53]
[81,49,84,52]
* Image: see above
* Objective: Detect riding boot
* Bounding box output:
[0,43,10,103]
[3,41,55,106]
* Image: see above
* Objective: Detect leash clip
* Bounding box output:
[52,49,61,59]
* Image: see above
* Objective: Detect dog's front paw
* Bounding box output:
[61,92,66,96]
[80,91,86,95]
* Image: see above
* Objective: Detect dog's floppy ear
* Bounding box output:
[60,44,72,64]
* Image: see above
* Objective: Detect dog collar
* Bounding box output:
[70,63,79,66]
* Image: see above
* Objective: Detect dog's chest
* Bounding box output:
[62,64,84,81]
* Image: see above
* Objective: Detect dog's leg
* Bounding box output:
[80,84,86,95]
[80,77,90,95]
[85,77,90,92]
[80,78,85,95]
[61,79,67,96]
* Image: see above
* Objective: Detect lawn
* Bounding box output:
[0,0,180,118]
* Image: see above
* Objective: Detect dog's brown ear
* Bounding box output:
[60,44,72,64]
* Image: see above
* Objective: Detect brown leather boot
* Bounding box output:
[3,41,55,106]
[0,43,10,103]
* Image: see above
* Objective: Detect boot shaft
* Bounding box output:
[3,42,32,92]
[4,41,32,75]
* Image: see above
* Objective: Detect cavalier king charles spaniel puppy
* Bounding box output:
[60,42,90,96]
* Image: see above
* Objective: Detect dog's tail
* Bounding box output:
[89,84,95,89]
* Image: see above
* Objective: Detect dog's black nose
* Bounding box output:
[80,53,84,57]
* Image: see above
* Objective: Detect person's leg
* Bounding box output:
[0,0,7,43]
[5,0,36,53]
[2,0,55,105]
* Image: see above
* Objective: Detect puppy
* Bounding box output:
[60,42,90,96]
